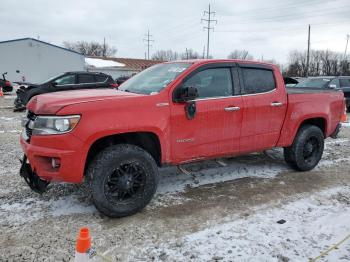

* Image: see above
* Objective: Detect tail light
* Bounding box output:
[110,83,118,88]
[5,81,11,86]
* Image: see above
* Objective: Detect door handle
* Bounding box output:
[270,102,283,107]
[224,106,240,112]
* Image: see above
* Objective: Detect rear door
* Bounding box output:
[76,74,97,89]
[170,64,243,163]
[238,65,287,153]
[95,74,111,88]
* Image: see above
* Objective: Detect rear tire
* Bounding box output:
[284,125,324,171]
[87,144,159,218]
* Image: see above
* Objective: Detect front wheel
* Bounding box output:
[284,125,324,171]
[87,144,159,218]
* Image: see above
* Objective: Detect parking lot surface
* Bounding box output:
[1,93,350,261]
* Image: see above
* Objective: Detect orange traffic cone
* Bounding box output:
[74,227,92,262]
[0,87,3,97]
[341,106,348,123]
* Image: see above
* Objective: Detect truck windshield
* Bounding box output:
[295,78,332,88]
[118,62,192,94]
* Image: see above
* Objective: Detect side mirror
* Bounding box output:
[329,84,337,89]
[51,82,57,87]
[174,85,199,102]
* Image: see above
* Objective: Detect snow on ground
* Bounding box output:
[3,95,17,99]
[85,57,125,68]
[342,121,350,127]
[0,195,96,225]
[156,138,349,195]
[0,137,348,225]
[136,186,350,262]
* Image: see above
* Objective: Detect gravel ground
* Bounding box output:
[0,93,350,261]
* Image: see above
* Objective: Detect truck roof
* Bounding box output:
[165,59,276,67]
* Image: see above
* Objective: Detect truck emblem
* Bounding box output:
[176,138,194,143]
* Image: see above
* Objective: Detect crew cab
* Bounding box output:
[19,60,345,217]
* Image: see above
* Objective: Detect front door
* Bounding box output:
[170,66,243,163]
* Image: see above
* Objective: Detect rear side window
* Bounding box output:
[329,79,340,89]
[78,74,95,84]
[340,78,350,88]
[241,68,275,94]
[96,75,107,82]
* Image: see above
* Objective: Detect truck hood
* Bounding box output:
[27,89,141,114]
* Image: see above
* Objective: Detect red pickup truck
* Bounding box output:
[20,59,345,217]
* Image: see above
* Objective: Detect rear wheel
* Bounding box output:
[87,144,159,218]
[284,125,324,171]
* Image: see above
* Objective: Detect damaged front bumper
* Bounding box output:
[20,155,50,194]
[14,97,26,111]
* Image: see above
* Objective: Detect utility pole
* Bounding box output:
[202,46,206,59]
[344,34,349,59]
[143,29,154,60]
[306,24,311,77]
[185,48,189,59]
[201,4,217,59]
[103,37,106,57]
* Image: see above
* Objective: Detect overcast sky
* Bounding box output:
[1,0,349,64]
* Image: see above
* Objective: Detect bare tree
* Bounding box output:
[285,49,350,77]
[180,49,200,60]
[151,50,179,61]
[63,41,117,57]
[227,50,253,60]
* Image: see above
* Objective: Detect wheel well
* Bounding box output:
[85,132,162,174]
[299,118,326,135]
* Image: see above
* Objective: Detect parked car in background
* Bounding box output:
[14,71,117,111]
[294,76,350,111]
[0,72,14,92]
[115,75,132,86]
[283,77,305,87]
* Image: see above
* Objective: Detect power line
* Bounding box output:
[201,4,217,59]
[143,29,154,60]
[219,6,350,27]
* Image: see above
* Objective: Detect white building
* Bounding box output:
[85,56,162,79]
[0,38,84,83]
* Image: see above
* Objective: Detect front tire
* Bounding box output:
[284,125,324,171]
[87,144,159,218]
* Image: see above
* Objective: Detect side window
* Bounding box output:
[339,79,350,88]
[183,68,233,98]
[329,79,340,89]
[78,74,96,84]
[241,68,275,94]
[53,75,75,85]
[96,75,107,82]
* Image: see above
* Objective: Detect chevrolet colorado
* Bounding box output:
[20,60,345,217]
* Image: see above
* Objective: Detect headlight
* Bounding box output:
[32,115,80,135]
